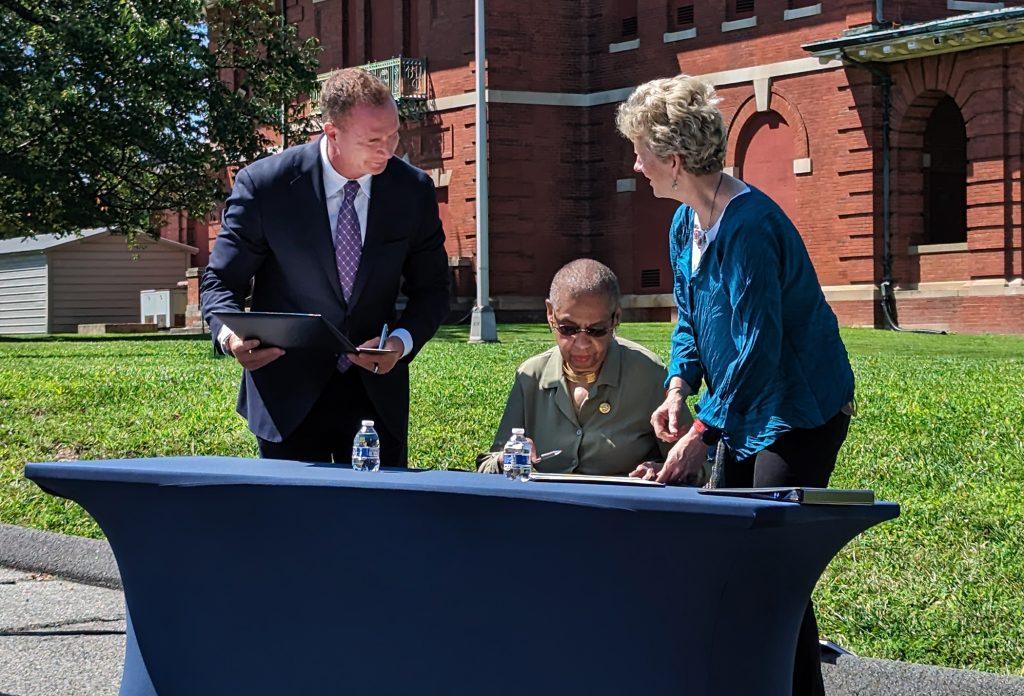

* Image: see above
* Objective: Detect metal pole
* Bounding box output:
[881,71,892,292]
[280,0,288,150]
[469,0,497,342]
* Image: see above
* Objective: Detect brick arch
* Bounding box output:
[890,88,952,153]
[890,88,962,285]
[724,89,810,170]
[889,50,1024,292]
[1001,71,1024,284]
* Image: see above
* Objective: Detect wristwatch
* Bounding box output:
[692,418,722,446]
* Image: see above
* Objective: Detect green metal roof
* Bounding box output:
[803,7,1024,62]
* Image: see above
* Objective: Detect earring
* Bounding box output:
[671,177,678,190]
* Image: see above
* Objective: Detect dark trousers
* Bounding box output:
[257,368,405,467]
[722,410,852,696]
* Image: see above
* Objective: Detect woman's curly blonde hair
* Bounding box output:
[615,75,727,176]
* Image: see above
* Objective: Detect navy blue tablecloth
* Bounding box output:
[26,457,898,696]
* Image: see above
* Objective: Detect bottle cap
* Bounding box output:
[362,420,375,426]
[511,428,525,435]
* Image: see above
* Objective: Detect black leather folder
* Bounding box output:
[211,311,395,354]
[699,487,875,505]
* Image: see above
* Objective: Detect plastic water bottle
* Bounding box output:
[502,428,532,482]
[351,420,380,472]
[517,437,532,482]
[501,429,522,480]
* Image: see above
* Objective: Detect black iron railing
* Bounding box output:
[311,56,428,119]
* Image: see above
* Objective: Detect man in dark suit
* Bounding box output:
[201,68,450,466]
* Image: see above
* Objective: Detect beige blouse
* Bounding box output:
[477,337,689,475]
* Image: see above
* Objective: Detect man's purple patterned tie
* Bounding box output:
[335,180,362,371]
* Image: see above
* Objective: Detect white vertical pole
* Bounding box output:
[469,0,497,342]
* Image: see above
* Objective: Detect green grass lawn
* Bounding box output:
[1,325,1022,675]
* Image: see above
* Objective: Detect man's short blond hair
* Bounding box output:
[319,68,395,126]
[615,75,727,176]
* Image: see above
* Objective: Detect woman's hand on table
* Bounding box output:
[630,427,705,484]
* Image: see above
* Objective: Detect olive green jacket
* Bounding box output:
[478,337,689,475]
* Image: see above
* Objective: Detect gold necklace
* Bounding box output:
[562,362,598,385]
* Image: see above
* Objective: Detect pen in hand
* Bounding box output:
[372,324,388,374]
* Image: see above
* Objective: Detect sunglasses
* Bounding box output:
[551,315,616,338]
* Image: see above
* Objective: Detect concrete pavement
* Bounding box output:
[822,653,1024,695]
[0,568,123,696]
[0,524,119,590]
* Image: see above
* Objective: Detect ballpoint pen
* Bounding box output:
[373,324,388,373]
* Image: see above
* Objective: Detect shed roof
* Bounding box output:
[0,228,198,256]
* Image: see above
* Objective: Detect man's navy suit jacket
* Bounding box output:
[201,138,450,448]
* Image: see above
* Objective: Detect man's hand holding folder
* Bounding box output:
[225,335,286,371]
[213,311,402,374]
[349,334,404,375]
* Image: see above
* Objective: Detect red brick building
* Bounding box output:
[195,0,1024,333]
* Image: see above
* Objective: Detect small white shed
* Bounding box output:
[0,228,198,335]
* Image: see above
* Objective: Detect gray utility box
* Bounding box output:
[140,288,187,328]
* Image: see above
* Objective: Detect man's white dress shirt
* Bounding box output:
[219,136,413,359]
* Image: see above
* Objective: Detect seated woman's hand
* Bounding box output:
[630,461,662,481]
[526,437,540,464]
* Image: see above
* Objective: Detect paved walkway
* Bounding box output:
[0,568,123,696]
[1,523,1023,695]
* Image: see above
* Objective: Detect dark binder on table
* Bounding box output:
[698,487,875,505]
[211,311,396,354]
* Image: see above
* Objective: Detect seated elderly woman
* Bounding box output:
[478,259,690,476]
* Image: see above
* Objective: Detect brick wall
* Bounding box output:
[226,0,1024,334]
[888,0,1024,24]
[895,295,1024,333]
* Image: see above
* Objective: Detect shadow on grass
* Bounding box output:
[433,323,554,342]
[0,333,210,344]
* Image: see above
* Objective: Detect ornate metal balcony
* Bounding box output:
[311,56,429,120]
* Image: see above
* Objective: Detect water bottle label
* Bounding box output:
[353,447,377,459]
[502,452,520,478]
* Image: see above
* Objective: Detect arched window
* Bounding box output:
[923,96,967,244]
[734,110,796,220]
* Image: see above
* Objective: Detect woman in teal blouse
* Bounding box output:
[616,75,855,696]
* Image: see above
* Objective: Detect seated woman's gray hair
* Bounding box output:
[548,258,621,311]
